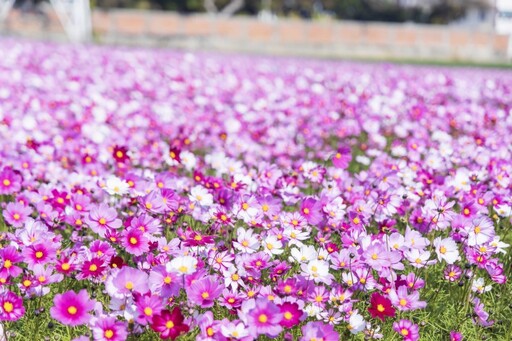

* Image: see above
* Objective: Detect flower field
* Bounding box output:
[0,40,511,340]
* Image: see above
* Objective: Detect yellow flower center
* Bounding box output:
[201,292,210,299]
[401,328,409,336]
[99,218,107,225]
[104,330,114,339]
[61,263,70,271]
[439,246,447,254]
[12,213,20,220]
[258,314,268,323]
[2,179,10,186]
[3,302,13,313]
[399,299,407,306]
[371,253,378,260]
[474,226,481,234]
[144,307,153,316]
[35,251,44,259]
[67,306,77,315]
[89,264,98,271]
[164,276,172,284]
[129,237,138,245]
[125,281,134,290]
[3,260,12,269]
[165,320,174,329]
[284,311,293,320]
[207,327,214,336]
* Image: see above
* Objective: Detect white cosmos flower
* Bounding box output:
[433,237,459,264]
[348,313,366,334]
[180,150,197,171]
[188,185,213,207]
[262,235,283,255]
[220,321,249,340]
[472,278,492,294]
[233,227,260,254]
[289,245,317,263]
[490,236,509,254]
[166,256,198,275]
[302,259,332,284]
[104,176,130,196]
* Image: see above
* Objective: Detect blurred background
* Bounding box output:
[1,0,511,64]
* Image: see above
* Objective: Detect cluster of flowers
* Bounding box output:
[0,40,511,341]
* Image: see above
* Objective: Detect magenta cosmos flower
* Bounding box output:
[0,291,25,321]
[50,289,95,326]
[186,275,224,308]
[279,302,305,328]
[151,307,190,340]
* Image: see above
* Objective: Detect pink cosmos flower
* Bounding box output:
[393,319,420,341]
[22,243,57,269]
[86,204,122,237]
[472,297,493,327]
[92,317,128,341]
[0,246,23,278]
[50,289,95,326]
[242,298,283,338]
[450,331,463,341]
[3,202,32,227]
[0,291,25,321]
[112,266,149,295]
[300,321,339,341]
[332,146,351,169]
[0,167,22,195]
[300,197,324,225]
[135,294,164,325]
[122,228,149,256]
[388,286,427,311]
[148,265,180,298]
[186,276,224,308]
